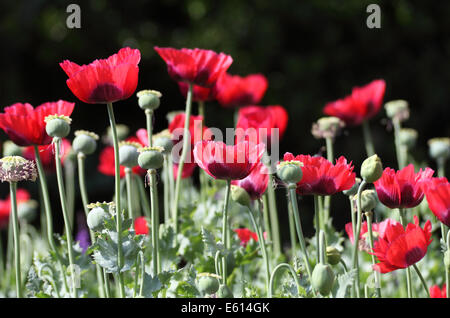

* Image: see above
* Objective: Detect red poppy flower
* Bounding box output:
[371,215,432,273]
[282,153,355,196]
[422,177,450,227]
[60,47,141,104]
[169,113,206,145]
[134,217,149,235]
[235,105,288,148]
[178,82,214,102]
[0,101,74,146]
[430,284,447,298]
[0,189,31,229]
[173,162,197,180]
[23,138,72,172]
[234,228,258,247]
[231,161,269,200]
[345,218,400,252]
[374,164,434,209]
[213,73,268,108]
[98,144,146,178]
[193,140,265,180]
[154,47,233,87]
[323,79,386,126]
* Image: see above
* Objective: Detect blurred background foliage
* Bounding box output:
[0,0,449,239]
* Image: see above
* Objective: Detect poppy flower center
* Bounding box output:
[404,246,424,266]
[89,83,123,103]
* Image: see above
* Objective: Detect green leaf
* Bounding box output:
[140,273,163,298]
[335,269,357,298]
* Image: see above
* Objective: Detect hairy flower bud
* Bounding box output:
[198,274,220,295]
[73,130,99,155]
[230,185,251,207]
[361,154,383,183]
[326,246,341,266]
[385,100,409,122]
[137,90,162,111]
[0,156,37,183]
[311,116,345,140]
[44,115,72,138]
[217,284,234,298]
[277,161,303,184]
[428,137,450,161]
[312,263,335,296]
[361,189,378,211]
[137,146,164,170]
[87,206,110,232]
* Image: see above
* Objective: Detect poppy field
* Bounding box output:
[0,44,448,300]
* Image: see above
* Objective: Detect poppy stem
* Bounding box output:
[163,157,170,224]
[266,173,281,257]
[323,137,334,226]
[106,102,125,298]
[286,188,298,258]
[393,118,406,169]
[399,209,413,298]
[268,263,302,298]
[362,120,375,157]
[9,182,22,298]
[64,158,75,233]
[197,101,209,205]
[288,185,314,289]
[173,83,193,234]
[412,264,430,297]
[262,194,272,253]
[365,211,382,297]
[148,169,160,275]
[135,173,151,219]
[314,195,321,263]
[54,138,78,298]
[351,179,367,298]
[77,153,106,298]
[125,168,134,220]
[221,179,232,285]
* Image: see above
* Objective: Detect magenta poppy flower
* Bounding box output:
[154,47,233,87]
[60,47,141,104]
[422,177,450,227]
[0,101,74,146]
[178,82,214,102]
[374,164,434,209]
[168,113,206,145]
[193,140,265,180]
[371,215,432,273]
[323,79,386,126]
[231,161,269,200]
[282,153,355,196]
[213,73,268,108]
[345,218,401,251]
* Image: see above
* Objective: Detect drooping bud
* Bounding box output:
[311,116,345,140]
[230,185,251,207]
[2,141,23,157]
[137,90,162,111]
[137,146,164,170]
[277,160,303,184]
[360,189,378,211]
[326,246,341,266]
[44,115,72,138]
[385,100,409,122]
[217,284,234,298]
[0,156,37,183]
[311,263,335,296]
[360,155,383,183]
[153,129,174,154]
[119,141,141,168]
[399,128,418,149]
[73,130,99,155]
[197,273,220,295]
[428,137,450,162]
[343,177,361,196]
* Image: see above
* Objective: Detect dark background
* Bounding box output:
[0,0,449,239]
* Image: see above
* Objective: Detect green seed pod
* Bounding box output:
[137,146,164,170]
[399,128,418,150]
[119,142,140,168]
[277,161,303,184]
[45,115,71,138]
[343,177,361,196]
[444,250,450,271]
[226,252,236,273]
[103,124,130,145]
[311,116,345,139]
[137,90,162,110]
[73,130,99,155]
[311,263,335,296]
[360,189,378,211]
[361,154,383,183]
[217,284,234,298]
[153,130,174,154]
[230,185,251,207]
[198,275,220,295]
[87,207,110,232]
[2,141,23,157]
[385,100,409,122]
[326,246,341,266]
[428,138,450,161]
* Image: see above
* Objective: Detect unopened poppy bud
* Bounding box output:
[137,146,164,170]
[311,116,345,140]
[444,250,450,271]
[87,206,110,232]
[17,200,38,222]
[231,185,251,207]
[343,177,361,196]
[2,141,23,157]
[217,284,234,298]
[311,263,335,296]
[399,128,418,149]
[198,274,220,295]
[277,161,303,184]
[137,90,162,111]
[119,141,141,168]
[0,156,37,183]
[45,115,71,138]
[428,138,450,161]
[153,130,173,154]
[361,154,383,183]
[73,130,99,155]
[360,189,378,211]
[385,100,409,122]
[326,246,341,266]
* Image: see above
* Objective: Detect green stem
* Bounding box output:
[262,195,272,250]
[286,188,297,257]
[314,195,321,264]
[393,118,406,169]
[163,157,170,224]
[64,159,75,233]
[221,180,232,285]
[106,102,125,298]
[135,174,151,219]
[149,169,160,275]
[318,230,326,264]
[267,173,281,258]
[103,271,111,298]
[412,264,430,298]
[362,120,375,157]
[77,153,106,298]
[323,137,334,224]
[399,209,413,298]
[365,211,382,297]
[268,263,302,298]
[172,83,193,234]
[125,168,134,220]
[9,182,22,298]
